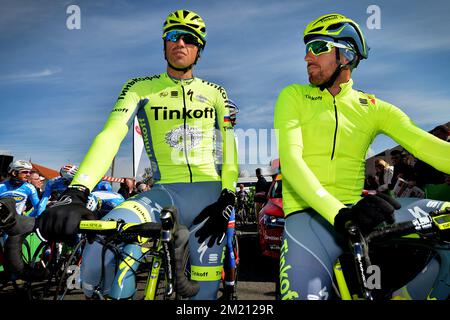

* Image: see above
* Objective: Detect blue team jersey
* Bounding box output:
[0,179,41,216]
[90,190,125,218]
[35,177,71,217]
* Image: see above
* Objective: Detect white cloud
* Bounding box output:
[0,68,62,83]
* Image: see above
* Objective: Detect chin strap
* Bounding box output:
[319,48,348,91]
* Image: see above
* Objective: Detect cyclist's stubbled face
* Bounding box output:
[15,170,31,182]
[304,47,339,86]
[165,37,199,69]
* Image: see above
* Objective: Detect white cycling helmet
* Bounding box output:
[8,160,33,173]
[60,164,78,181]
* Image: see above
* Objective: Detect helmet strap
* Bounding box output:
[318,48,350,91]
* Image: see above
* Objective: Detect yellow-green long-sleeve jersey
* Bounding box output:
[72,73,238,192]
[274,79,450,225]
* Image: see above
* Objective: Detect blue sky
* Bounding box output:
[1,0,449,179]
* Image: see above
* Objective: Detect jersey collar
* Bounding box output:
[319,79,354,98]
[164,73,195,85]
[338,79,353,95]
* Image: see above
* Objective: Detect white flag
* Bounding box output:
[133,116,144,178]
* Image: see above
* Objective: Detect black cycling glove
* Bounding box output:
[35,185,96,244]
[334,193,401,235]
[193,189,236,247]
[0,197,17,231]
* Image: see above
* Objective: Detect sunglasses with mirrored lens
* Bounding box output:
[19,170,31,175]
[164,30,201,47]
[305,40,352,56]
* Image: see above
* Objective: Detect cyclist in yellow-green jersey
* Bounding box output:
[275,14,450,300]
[27,9,238,300]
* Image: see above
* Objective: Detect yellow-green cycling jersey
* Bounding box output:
[274,79,450,225]
[72,73,238,192]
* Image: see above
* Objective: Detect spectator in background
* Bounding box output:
[25,171,45,212]
[237,184,248,207]
[118,178,137,199]
[374,158,394,195]
[389,149,414,190]
[414,124,450,189]
[255,168,268,194]
[28,171,45,197]
[254,168,268,215]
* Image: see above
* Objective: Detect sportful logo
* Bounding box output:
[208,253,219,264]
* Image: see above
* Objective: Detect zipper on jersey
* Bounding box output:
[181,85,193,182]
[331,97,338,160]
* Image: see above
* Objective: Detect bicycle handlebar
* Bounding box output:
[344,207,450,300]
[78,206,199,298]
[79,220,162,241]
[364,207,450,243]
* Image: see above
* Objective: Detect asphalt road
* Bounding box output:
[0,222,279,301]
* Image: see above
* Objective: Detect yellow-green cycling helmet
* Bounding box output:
[304,13,369,59]
[162,9,207,48]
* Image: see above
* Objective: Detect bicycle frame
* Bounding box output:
[73,206,197,300]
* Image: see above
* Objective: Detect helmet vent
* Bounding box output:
[309,27,323,33]
[327,23,344,31]
[182,10,190,18]
[187,23,199,28]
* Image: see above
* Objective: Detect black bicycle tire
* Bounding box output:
[25,240,54,300]
[21,237,32,264]
[154,242,190,300]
